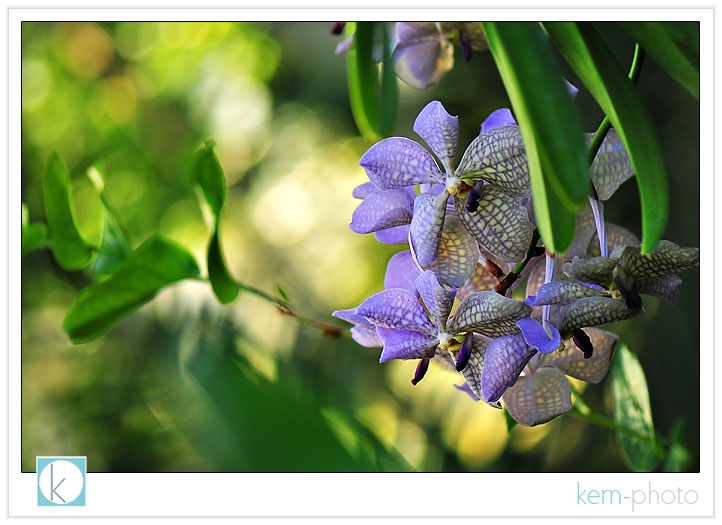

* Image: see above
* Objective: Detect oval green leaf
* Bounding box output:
[44,151,94,270]
[609,344,664,472]
[63,236,201,343]
[208,228,240,304]
[191,142,227,221]
[481,22,589,253]
[544,22,670,254]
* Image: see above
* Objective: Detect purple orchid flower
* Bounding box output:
[359,100,533,265]
[355,270,531,398]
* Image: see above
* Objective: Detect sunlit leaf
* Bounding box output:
[22,203,49,257]
[481,22,588,254]
[44,151,93,270]
[191,142,240,304]
[619,22,699,99]
[609,344,663,472]
[63,236,201,343]
[544,22,670,254]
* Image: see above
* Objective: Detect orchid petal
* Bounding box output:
[532,280,607,306]
[409,190,449,266]
[360,137,444,190]
[447,290,532,337]
[350,189,414,234]
[516,317,561,353]
[459,334,491,399]
[537,328,617,383]
[392,32,454,91]
[503,367,572,426]
[413,101,459,168]
[588,129,635,201]
[637,274,683,305]
[481,334,535,403]
[332,309,383,348]
[558,296,641,334]
[352,181,378,199]
[375,224,411,244]
[480,108,517,134]
[456,260,499,302]
[619,240,700,278]
[561,204,597,261]
[426,212,480,288]
[454,382,481,401]
[456,126,531,197]
[414,270,456,329]
[356,289,436,336]
[588,222,641,258]
[379,330,439,363]
[455,185,532,263]
[562,256,617,288]
[384,250,422,296]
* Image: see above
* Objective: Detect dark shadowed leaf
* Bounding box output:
[544,22,670,254]
[22,203,49,257]
[619,22,699,99]
[63,236,200,343]
[663,417,694,472]
[207,229,240,304]
[609,344,663,472]
[481,22,588,253]
[44,151,94,270]
[379,23,399,137]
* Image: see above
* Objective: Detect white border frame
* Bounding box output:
[6,5,714,518]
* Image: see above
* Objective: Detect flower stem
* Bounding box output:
[495,227,542,295]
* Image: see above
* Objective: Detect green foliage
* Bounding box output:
[63,236,201,343]
[481,22,588,254]
[345,22,398,142]
[185,332,413,472]
[43,151,94,270]
[609,344,663,472]
[503,407,518,433]
[191,142,241,304]
[619,22,699,99]
[663,417,694,472]
[21,203,49,257]
[545,22,670,254]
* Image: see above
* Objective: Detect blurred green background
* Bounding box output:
[21,22,700,472]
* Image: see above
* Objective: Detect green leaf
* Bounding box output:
[609,344,663,472]
[22,203,49,257]
[191,143,241,304]
[63,236,200,343]
[619,22,699,99]
[346,22,381,143]
[207,229,240,304]
[87,165,133,275]
[185,336,413,472]
[503,407,518,432]
[663,417,694,472]
[379,23,398,137]
[544,22,670,254]
[191,141,226,221]
[481,22,589,253]
[44,151,94,270]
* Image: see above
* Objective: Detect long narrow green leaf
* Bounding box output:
[544,22,670,254]
[191,142,240,304]
[619,22,699,99]
[63,236,200,343]
[346,22,381,143]
[609,344,664,472]
[379,23,398,137]
[44,151,94,270]
[481,22,589,253]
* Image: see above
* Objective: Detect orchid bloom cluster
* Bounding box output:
[334,100,699,427]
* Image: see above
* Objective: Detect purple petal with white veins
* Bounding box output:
[376,326,396,344]
[619,240,699,279]
[409,190,449,266]
[459,334,491,399]
[531,280,606,306]
[352,181,379,200]
[357,289,436,336]
[350,326,383,348]
[350,189,414,234]
[332,308,375,331]
[375,224,411,245]
[384,250,422,296]
[503,367,572,426]
[588,222,640,258]
[392,37,454,91]
[587,129,635,201]
[396,21,439,42]
[454,382,480,401]
[413,101,459,168]
[558,296,641,334]
[456,260,499,302]
[481,334,536,403]
[516,317,561,353]
[480,108,517,134]
[454,186,532,263]
[537,328,617,383]
[414,270,456,329]
[379,329,438,362]
[457,126,531,197]
[360,137,444,190]
[447,290,532,337]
